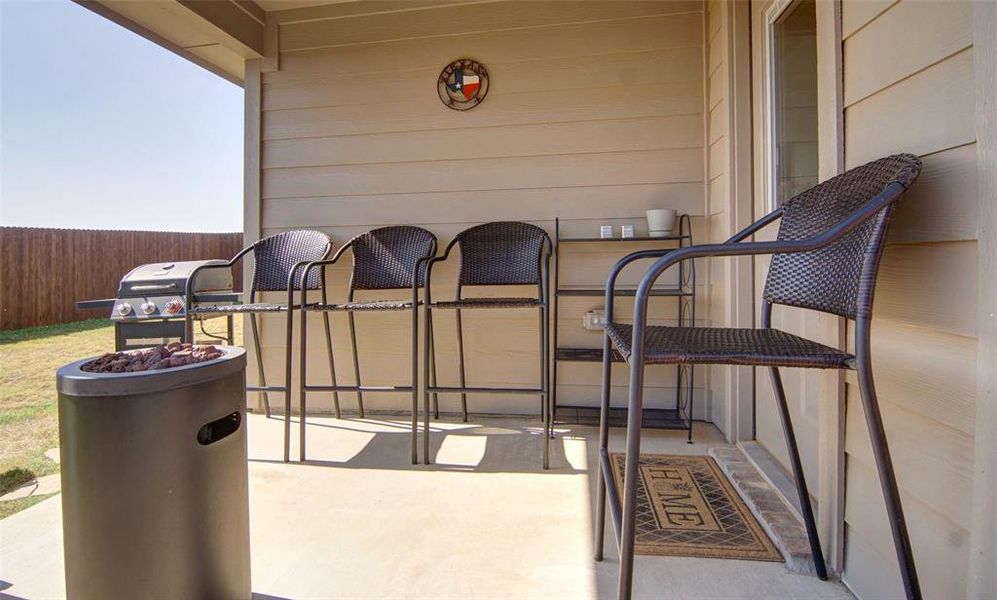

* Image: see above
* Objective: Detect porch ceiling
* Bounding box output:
[75,0,268,85]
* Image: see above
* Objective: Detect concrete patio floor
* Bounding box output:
[1,414,852,599]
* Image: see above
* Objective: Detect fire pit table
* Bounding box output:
[56,344,250,600]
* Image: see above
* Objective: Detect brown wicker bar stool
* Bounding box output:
[422,221,553,468]
[297,226,437,464]
[185,230,333,464]
[594,154,924,600]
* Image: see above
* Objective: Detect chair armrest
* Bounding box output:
[296,246,351,307]
[411,240,438,302]
[723,206,784,244]
[421,248,455,306]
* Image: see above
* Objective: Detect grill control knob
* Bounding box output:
[164,299,183,315]
[117,303,132,316]
[141,301,157,315]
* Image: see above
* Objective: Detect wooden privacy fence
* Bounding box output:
[0,227,243,331]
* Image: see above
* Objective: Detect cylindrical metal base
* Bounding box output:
[57,348,250,600]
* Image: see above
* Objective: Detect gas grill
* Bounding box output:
[77,260,239,350]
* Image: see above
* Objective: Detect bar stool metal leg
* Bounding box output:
[283,303,295,464]
[618,339,647,600]
[410,293,419,464]
[299,303,309,461]
[321,312,340,419]
[455,307,468,422]
[423,302,433,464]
[429,311,439,419]
[249,313,271,418]
[348,309,365,418]
[538,306,548,468]
[594,330,613,561]
[769,365,827,579]
[856,318,921,600]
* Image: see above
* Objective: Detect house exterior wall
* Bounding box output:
[250,1,711,417]
[838,1,979,597]
[244,1,991,595]
[709,0,985,596]
[705,0,731,434]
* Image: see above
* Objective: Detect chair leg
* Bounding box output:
[538,307,546,430]
[249,313,271,418]
[423,306,433,464]
[539,305,549,470]
[348,312,365,418]
[429,311,439,419]
[321,312,341,419]
[455,308,468,422]
[618,353,647,600]
[299,306,308,462]
[410,300,419,465]
[687,365,695,444]
[594,332,613,561]
[768,366,828,579]
[856,357,921,599]
[283,307,295,464]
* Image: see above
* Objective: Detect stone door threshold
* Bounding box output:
[709,445,821,576]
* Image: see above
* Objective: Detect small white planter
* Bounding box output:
[646,209,678,237]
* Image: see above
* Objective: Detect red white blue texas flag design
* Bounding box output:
[447,69,480,100]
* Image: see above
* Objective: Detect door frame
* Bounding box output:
[733,0,847,573]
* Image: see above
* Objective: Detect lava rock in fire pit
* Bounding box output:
[81,343,224,373]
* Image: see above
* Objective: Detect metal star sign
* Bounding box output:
[438,58,489,111]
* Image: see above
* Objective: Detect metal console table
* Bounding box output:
[552,215,696,441]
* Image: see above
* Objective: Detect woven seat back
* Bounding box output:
[763,154,921,319]
[349,226,437,290]
[455,222,549,286]
[252,230,331,292]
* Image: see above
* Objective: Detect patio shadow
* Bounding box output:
[248,415,585,474]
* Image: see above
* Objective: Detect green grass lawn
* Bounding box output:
[0,318,242,519]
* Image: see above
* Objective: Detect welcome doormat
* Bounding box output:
[610,454,782,562]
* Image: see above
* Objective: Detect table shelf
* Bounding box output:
[552,215,696,440]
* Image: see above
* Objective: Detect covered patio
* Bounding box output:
[1,415,850,599]
[4,0,995,599]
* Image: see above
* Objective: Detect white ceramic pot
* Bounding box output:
[646,209,677,237]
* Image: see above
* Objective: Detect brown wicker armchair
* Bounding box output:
[422,221,553,467]
[297,226,437,464]
[594,155,923,600]
[186,230,333,464]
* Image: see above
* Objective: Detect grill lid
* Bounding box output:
[117,260,231,298]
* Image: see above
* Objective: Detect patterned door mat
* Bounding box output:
[610,454,782,562]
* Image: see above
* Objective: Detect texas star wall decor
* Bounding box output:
[438,58,489,111]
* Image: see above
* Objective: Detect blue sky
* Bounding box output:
[1,0,243,232]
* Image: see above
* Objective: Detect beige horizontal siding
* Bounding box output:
[842,0,971,106]
[272,12,702,79]
[258,1,707,414]
[840,1,978,597]
[278,1,702,53]
[263,114,703,169]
